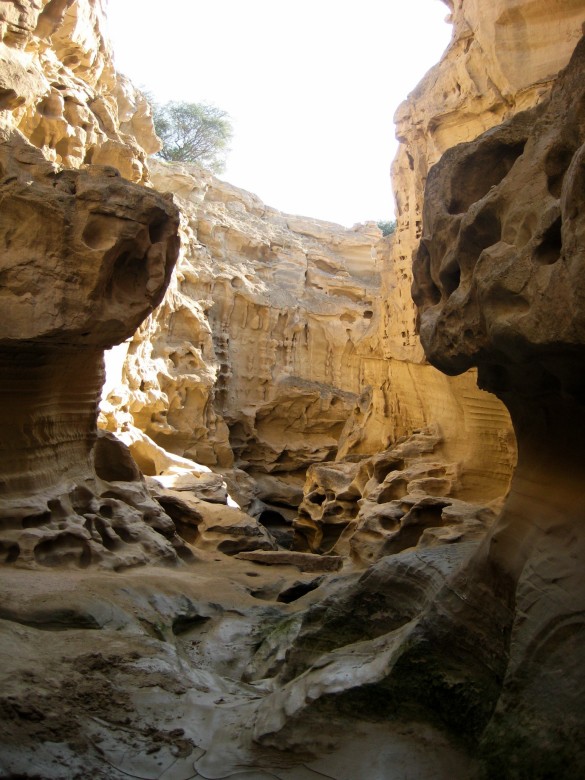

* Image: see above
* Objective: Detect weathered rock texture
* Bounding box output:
[0,125,189,568]
[102,159,516,537]
[410,33,585,775]
[390,0,585,362]
[101,161,385,494]
[347,0,585,500]
[0,0,158,181]
[294,425,499,563]
[0,0,254,568]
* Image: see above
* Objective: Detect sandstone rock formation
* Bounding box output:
[389,0,584,363]
[410,33,585,774]
[346,0,585,499]
[294,425,499,563]
[0,0,158,181]
[3,0,585,777]
[101,161,386,512]
[0,0,275,568]
[0,126,189,568]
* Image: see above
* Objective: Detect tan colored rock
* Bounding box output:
[341,0,585,503]
[410,34,585,771]
[103,159,384,481]
[151,488,277,555]
[0,128,186,568]
[295,425,499,563]
[0,0,158,182]
[387,0,584,363]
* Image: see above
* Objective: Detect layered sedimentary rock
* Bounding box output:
[0,0,158,180]
[347,0,585,499]
[0,0,239,568]
[0,126,190,568]
[409,34,585,773]
[102,161,384,491]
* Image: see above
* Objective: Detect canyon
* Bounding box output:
[1,0,585,778]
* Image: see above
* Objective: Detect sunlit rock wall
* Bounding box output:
[0,0,198,569]
[347,0,585,501]
[102,160,384,482]
[0,0,158,181]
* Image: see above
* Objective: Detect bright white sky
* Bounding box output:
[106,0,452,227]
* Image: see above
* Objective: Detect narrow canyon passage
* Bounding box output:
[1,1,585,779]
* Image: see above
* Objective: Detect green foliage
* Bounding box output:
[377,219,397,236]
[152,100,232,173]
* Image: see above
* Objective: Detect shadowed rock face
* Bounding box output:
[0,130,185,568]
[412,37,585,773]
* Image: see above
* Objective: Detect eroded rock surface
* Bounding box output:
[411,34,585,775]
[0,0,158,181]
[0,129,187,568]
[295,426,499,564]
[0,0,276,569]
[102,161,383,482]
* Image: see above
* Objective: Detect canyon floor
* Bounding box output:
[0,554,477,779]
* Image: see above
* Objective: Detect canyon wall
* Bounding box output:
[99,0,584,566]
[2,2,585,777]
[102,161,384,481]
[0,0,200,568]
[351,0,585,498]
[407,32,585,772]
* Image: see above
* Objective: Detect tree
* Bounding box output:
[377,220,397,236]
[152,101,232,173]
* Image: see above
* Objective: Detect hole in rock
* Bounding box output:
[412,242,441,307]
[0,87,22,110]
[479,363,511,394]
[70,485,96,513]
[373,458,404,483]
[107,251,148,300]
[156,497,202,545]
[277,577,325,604]
[94,434,141,482]
[258,510,294,549]
[172,614,210,636]
[87,517,121,552]
[47,498,69,520]
[22,511,51,529]
[0,541,20,563]
[448,139,526,214]
[82,215,113,250]
[545,143,576,198]
[307,491,326,505]
[534,217,562,265]
[457,208,501,272]
[148,218,167,244]
[378,510,405,531]
[439,261,461,297]
[363,310,374,319]
[320,521,350,553]
[258,510,288,528]
[218,539,255,554]
[34,534,91,568]
[385,502,449,555]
